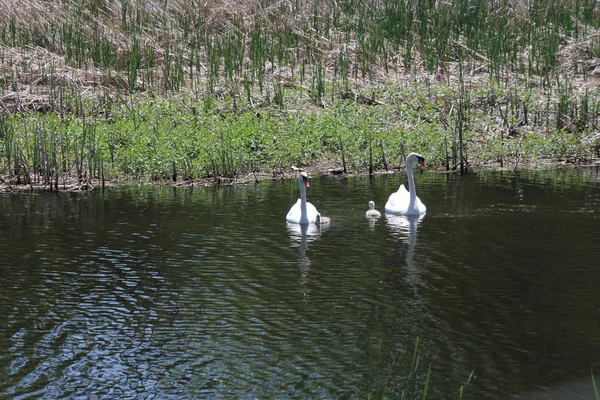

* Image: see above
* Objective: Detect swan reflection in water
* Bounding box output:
[385,213,425,243]
[385,213,425,290]
[287,222,329,292]
[367,215,379,230]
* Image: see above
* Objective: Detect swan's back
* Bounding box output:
[286,199,302,223]
[385,184,409,213]
[385,184,426,215]
[286,199,322,224]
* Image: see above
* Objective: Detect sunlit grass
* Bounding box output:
[1,82,598,186]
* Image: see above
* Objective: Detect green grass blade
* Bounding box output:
[422,363,431,400]
[459,368,475,399]
[592,367,600,400]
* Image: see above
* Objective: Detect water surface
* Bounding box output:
[1,169,600,399]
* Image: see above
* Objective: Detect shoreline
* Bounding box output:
[2,159,598,194]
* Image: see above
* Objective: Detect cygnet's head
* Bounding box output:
[366,201,381,218]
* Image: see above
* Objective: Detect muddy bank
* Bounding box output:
[3,157,599,194]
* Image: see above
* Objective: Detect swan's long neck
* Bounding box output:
[299,177,308,223]
[407,161,417,205]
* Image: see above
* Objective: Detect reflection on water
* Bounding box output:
[286,222,327,247]
[1,170,600,399]
[366,215,378,231]
[287,223,329,290]
[385,213,425,244]
[386,213,425,295]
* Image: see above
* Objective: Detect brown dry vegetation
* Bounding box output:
[0,0,597,110]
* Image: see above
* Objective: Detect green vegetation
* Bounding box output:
[1,0,600,188]
[366,338,431,400]
[366,337,472,399]
[593,367,600,400]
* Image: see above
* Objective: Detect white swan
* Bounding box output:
[286,170,330,225]
[385,152,427,215]
[366,200,381,218]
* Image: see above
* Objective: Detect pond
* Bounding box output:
[1,168,600,399]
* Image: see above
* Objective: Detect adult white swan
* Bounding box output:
[385,152,427,215]
[286,169,330,225]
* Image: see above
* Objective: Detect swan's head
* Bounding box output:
[407,152,427,168]
[292,166,311,187]
[297,171,310,188]
[369,200,375,210]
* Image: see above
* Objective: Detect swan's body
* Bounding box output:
[366,200,381,218]
[286,171,330,225]
[385,152,427,215]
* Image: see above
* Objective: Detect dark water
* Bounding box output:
[1,169,600,399]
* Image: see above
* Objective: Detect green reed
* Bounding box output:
[456,56,469,173]
[2,88,596,186]
[593,367,600,400]
[0,116,15,174]
[249,23,267,92]
[222,31,245,81]
[311,60,326,106]
[366,337,436,400]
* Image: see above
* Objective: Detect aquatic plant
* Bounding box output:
[593,367,600,400]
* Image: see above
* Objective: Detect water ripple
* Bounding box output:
[1,174,600,398]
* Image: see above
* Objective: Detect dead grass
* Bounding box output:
[0,0,599,113]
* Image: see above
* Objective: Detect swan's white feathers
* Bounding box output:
[366,200,382,218]
[286,198,322,224]
[385,185,426,215]
[384,153,427,215]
